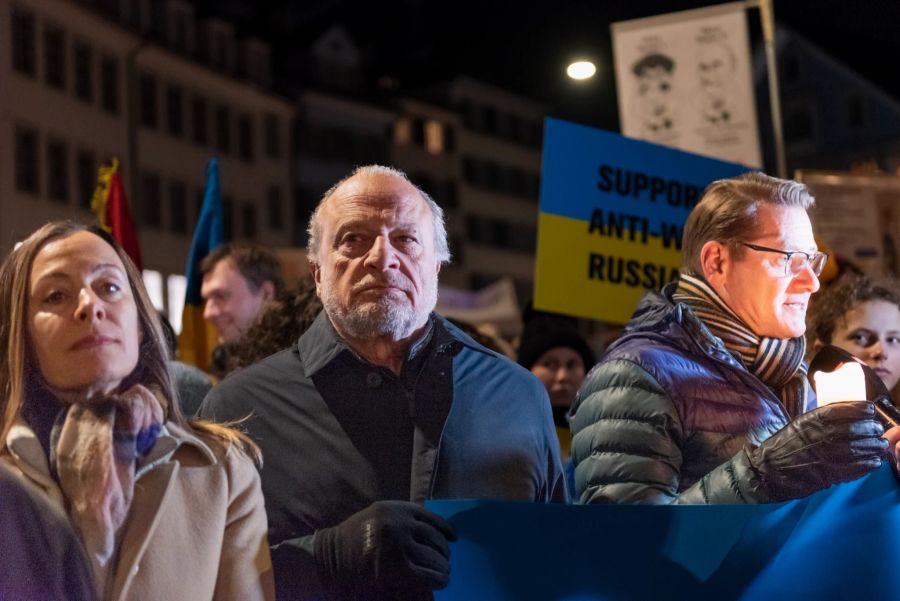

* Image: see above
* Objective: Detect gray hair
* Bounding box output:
[306,165,451,264]
[681,171,815,277]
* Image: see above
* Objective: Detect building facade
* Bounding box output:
[1,0,294,322]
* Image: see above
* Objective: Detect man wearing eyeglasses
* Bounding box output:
[569,171,895,505]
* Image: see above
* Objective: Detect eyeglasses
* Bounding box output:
[739,242,828,277]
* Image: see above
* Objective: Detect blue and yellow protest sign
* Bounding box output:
[535,118,748,323]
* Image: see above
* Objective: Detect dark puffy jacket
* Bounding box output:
[569,286,814,505]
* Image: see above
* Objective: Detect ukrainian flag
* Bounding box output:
[178,159,223,372]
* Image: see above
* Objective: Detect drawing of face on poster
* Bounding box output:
[694,36,737,126]
[631,49,679,141]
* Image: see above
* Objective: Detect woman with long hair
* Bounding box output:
[0,221,274,600]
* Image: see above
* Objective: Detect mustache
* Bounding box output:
[351,275,409,294]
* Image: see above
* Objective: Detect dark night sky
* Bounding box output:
[199,0,900,130]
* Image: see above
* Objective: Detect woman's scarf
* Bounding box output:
[49,384,163,594]
[673,274,809,417]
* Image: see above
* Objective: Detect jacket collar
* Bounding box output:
[622,283,739,367]
[298,311,483,378]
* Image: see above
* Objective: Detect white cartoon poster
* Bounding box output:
[612,2,762,168]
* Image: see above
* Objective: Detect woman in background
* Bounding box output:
[808,274,900,391]
[0,221,274,601]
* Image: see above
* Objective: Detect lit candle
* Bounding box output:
[813,361,867,405]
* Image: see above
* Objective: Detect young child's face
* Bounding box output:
[830,299,900,390]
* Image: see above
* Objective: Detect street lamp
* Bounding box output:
[566,60,596,80]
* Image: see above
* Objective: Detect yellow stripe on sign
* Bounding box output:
[534,212,682,324]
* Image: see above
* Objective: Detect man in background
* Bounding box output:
[200,241,283,376]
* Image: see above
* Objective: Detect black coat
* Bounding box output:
[0,462,95,601]
[200,312,566,599]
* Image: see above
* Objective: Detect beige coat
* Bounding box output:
[5,420,275,601]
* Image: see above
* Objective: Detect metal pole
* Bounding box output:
[758,0,787,178]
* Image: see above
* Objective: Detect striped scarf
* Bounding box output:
[672,274,808,417]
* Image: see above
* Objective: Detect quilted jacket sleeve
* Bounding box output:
[569,358,772,505]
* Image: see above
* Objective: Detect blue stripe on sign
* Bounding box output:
[539,117,749,225]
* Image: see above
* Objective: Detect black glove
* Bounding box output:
[747,400,887,502]
[313,500,457,593]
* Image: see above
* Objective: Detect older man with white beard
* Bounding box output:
[199,165,566,601]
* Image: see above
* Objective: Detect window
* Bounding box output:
[215,105,230,152]
[443,181,458,208]
[222,195,234,241]
[525,172,541,200]
[124,0,142,28]
[465,216,534,251]
[507,114,522,143]
[508,167,525,197]
[172,10,189,53]
[510,223,537,252]
[74,42,93,102]
[443,127,455,153]
[266,186,283,230]
[424,120,445,155]
[463,156,481,186]
[100,55,119,113]
[485,161,500,190]
[167,85,183,136]
[44,25,66,90]
[393,117,412,145]
[264,113,280,158]
[481,106,497,135]
[460,100,478,129]
[47,138,69,203]
[11,7,37,76]
[149,0,166,37]
[241,203,257,239]
[238,114,254,161]
[167,274,187,334]
[213,30,229,69]
[525,121,542,147]
[169,180,188,234]
[140,270,163,313]
[192,95,208,145]
[489,219,508,246]
[14,126,40,194]
[139,73,157,128]
[76,149,96,209]
[784,103,814,143]
[411,118,425,146]
[140,171,162,228]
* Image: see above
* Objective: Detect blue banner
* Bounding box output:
[428,465,900,600]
